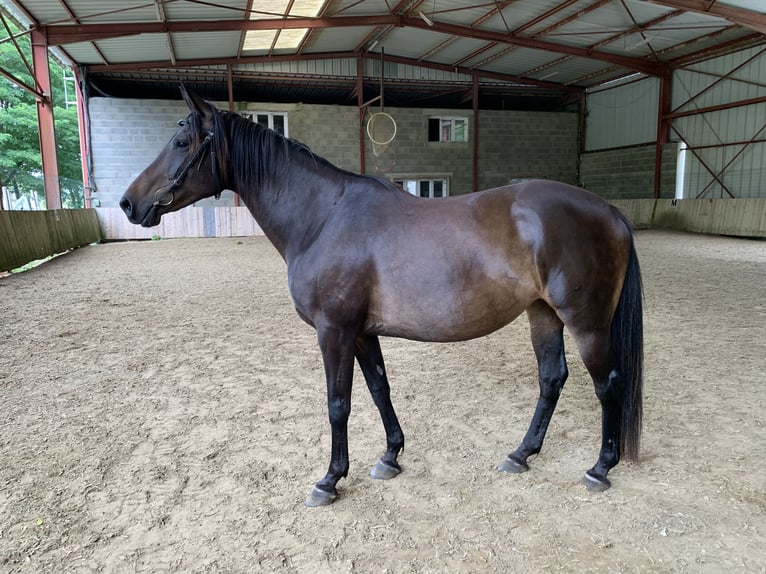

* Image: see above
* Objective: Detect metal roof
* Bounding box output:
[2,0,765,110]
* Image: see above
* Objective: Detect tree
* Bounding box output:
[0,12,84,209]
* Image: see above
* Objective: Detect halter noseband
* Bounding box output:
[152,129,224,207]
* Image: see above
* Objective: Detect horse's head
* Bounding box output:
[120,86,228,227]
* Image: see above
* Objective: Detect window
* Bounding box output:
[241,111,288,137]
[393,177,449,198]
[428,117,468,142]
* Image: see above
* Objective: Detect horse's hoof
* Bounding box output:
[370,460,401,480]
[498,456,529,474]
[582,472,611,492]
[304,486,338,507]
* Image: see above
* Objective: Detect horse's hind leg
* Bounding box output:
[499,301,568,474]
[355,335,405,480]
[574,329,623,492]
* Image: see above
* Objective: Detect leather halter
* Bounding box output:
[152,131,224,207]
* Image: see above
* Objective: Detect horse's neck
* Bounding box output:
[236,154,348,260]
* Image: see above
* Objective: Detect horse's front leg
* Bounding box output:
[305,324,356,507]
[355,335,404,480]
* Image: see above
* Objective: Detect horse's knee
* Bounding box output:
[539,365,568,400]
[328,396,351,427]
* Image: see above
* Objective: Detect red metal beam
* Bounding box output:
[472,73,479,194]
[695,123,766,198]
[400,16,668,76]
[417,0,521,61]
[672,45,766,113]
[644,0,766,35]
[72,66,91,208]
[86,49,582,93]
[654,74,672,199]
[357,54,365,175]
[665,94,766,119]
[41,15,403,45]
[41,13,668,76]
[31,28,61,210]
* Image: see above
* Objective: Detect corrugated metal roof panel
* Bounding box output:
[60,41,104,65]
[300,26,374,53]
[426,37,495,65]
[380,28,455,60]
[164,0,246,21]
[96,34,172,64]
[172,32,241,59]
[364,58,473,83]
[58,1,158,24]
[236,58,357,77]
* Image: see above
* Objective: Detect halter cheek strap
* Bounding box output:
[152,133,224,207]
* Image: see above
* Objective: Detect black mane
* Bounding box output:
[189,105,401,196]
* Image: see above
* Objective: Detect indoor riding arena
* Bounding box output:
[1,0,765,572]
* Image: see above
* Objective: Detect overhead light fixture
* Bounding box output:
[418,11,433,26]
[538,71,558,81]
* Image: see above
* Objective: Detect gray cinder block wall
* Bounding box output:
[88,96,579,207]
[579,143,677,199]
[362,108,578,194]
[89,98,188,208]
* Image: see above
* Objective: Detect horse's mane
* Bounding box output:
[188,104,401,195]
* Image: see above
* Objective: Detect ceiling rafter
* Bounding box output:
[460,0,614,73]
[444,0,580,68]
[400,15,668,75]
[38,12,668,76]
[84,48,582,93]
[56,0,109,65]
[520,8,685,84]
[154,0,176,65]
[643,0,766,35]
[5,0,765,109]
[353,0,426,53]
[416,0,520,61]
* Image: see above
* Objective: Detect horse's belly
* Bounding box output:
[365,281,533,342]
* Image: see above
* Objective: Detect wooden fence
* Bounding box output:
[0,209,103,272]
[96,207,263,240]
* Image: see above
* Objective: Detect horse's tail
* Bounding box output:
[611,211,644,461]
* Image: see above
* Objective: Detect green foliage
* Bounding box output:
[0,12,84,209]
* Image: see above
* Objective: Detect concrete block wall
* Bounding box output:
[88,98,360,209]
[478,109,579,189]
[362,107,578,195]
[89,98,187,209]
[89,97,578,209]
[579,143,677,199]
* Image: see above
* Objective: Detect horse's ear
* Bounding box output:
[180,84,213,120]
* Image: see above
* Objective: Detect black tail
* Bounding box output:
[611,213,644,461]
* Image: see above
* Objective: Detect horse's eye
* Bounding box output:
[175,139,189,150]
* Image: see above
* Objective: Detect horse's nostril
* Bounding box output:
[119,196,132,216]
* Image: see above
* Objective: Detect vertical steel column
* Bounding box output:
[227,64,239,206]
[472,74,479,193]
[73,67,92,207]
[31,29,61,210]
[357,54,366,175]
[654,73,672,199]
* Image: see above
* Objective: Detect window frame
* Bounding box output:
[392,175,450,198]
[428,116,469,143]
[241,111,289,137]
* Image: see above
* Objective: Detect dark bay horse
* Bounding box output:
[120,87,643,507]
